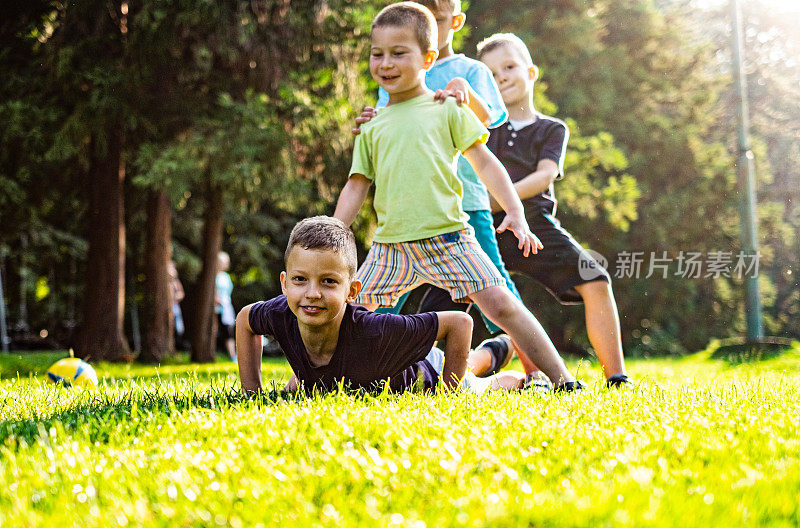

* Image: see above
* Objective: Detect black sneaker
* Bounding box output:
[606,374,633,389]
[553,380,586,393]
[475,334,513,377]
[523,372,553,393]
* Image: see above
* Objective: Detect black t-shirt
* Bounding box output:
[486,114,568,216]
[248,296,439,393]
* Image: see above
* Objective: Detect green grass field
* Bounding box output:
[1,342,799,527]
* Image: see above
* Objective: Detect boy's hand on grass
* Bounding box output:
[434,77,470,106]
[496,211,543,257]
[352,106,377,135]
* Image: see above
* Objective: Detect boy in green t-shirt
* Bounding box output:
[334,2,583,391]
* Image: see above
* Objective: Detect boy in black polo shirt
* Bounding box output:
[237,216,527,394]
[477,33,631,388]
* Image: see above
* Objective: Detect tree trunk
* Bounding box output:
[76,128,131,361]
[139,189,173,363]
[191,183,224,363]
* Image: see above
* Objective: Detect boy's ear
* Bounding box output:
[279,271,288,295]
[529,65,540,81]
[423,49,438,69]
[452,12,466,31]
[347,279,362,303]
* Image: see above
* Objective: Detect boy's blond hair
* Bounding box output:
[476,33,534,67]
[415,0,461,15]
[285,216,358,277]
[372,2,438,53]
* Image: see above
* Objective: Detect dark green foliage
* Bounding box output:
[465,0,799,354]
[1,0,797,357]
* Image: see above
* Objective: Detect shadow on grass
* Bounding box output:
[1,351,288,381]
[0,377,394,449]
[0,383,295,449]
[709,337,798,365]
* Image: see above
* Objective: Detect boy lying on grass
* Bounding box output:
[236,216,525,395]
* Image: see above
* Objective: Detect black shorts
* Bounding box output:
[494,210,610,304]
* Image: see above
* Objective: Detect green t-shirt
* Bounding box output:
[349,94,489,243]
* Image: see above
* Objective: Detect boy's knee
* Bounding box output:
[576,280,612,300]
[475,286,519,321]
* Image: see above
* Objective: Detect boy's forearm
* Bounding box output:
[515,160,559,201]
[333,174,371,226]
[465,145,524,215]
[236,306,263,394]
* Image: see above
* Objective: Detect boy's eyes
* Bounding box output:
[290,276,338,285]
[371,50,408,57]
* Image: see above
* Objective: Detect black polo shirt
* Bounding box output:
[487,114,568,216]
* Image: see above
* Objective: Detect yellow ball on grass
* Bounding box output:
[45,357,98,387]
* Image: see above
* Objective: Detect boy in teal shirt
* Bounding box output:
[335,2,583,390]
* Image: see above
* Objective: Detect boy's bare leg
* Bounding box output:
[468,347,492,375]
[471,286,575,385]
[574,280,626,379]
[512,339,541,375]
[469,336,517,376]
[226,337,236,360]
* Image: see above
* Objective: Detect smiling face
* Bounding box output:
[370,24,436,104]
[280,246,360,331]
[480,44,537,109]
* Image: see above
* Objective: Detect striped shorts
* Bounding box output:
[355,229,506,307]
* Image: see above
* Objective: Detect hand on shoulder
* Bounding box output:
[352,106,378,135]
[433,77,470,107]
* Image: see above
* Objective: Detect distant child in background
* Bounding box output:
[477,33,630,387]
[215,251,236,361]
[335,2,583,390]
[168,260,185,347]
[236,216,526,394]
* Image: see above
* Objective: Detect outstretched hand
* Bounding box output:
[495,212,543,257]
[352,106,377,135]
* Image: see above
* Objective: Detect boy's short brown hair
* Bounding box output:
[285,216,358,277]
[477,33,534,67]
[372,2,438,53]
[415,0,461,16]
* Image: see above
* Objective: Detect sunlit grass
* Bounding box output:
[1,343,799,527]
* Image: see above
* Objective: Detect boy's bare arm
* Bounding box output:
[462,142,543,256]
[490,159,560,213]
[236,304,263,395]
[433,77,491,125]
[333,173,371,226]
[435,311,472,389]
